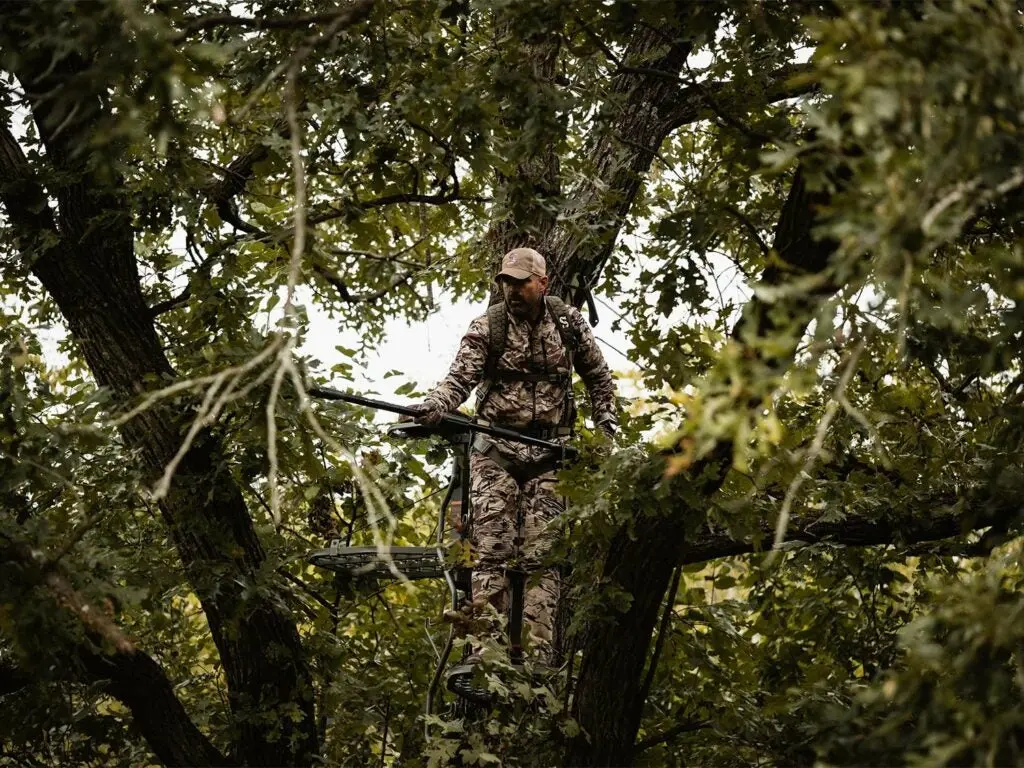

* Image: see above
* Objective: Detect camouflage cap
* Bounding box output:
[497,247,546,280]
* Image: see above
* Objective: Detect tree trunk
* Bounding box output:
[545,21,699,302]
[483,5,566,280]
[0,534,231,767]
[26,194,319,768]
[0,6,318,763]
[566,164,845,765]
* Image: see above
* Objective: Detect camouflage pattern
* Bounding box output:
[424,299,616,654]
[424,300,617,461]
[469,451,561,648]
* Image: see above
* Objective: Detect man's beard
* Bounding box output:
[507,298,532,318]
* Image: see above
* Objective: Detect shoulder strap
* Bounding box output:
[484,302,508,378]
[544,295,579,370]
[476,303,507,414]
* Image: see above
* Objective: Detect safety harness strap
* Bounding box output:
[471,434,565,486]
[475,419,572,440]
[487,370,571,384]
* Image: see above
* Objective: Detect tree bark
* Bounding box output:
[678,508,1007,568]
[544,18,703,302]
[483,5,566,268]
[95,648,231,767]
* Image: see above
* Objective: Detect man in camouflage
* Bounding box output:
[414,247,617,658]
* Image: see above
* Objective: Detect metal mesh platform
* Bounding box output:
[308,544,446,581]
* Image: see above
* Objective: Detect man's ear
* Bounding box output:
[538,275,550,292]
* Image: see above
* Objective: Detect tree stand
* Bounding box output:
[307,420,525,722]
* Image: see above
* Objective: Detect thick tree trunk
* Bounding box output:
[0,534,231,766]
[0,7,318,764]
[33,172,316,768]
[25,191,318,768]
[483,6,565,274]
[95,648,232,767]
[545,22,699,302]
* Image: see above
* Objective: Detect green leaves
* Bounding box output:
[6,0,1024,765]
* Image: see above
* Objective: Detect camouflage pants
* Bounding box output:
[468,450,562,651]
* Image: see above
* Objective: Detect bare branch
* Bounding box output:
[174,7,370,41]
[637,566,681,710]
[329,235,450,273]
[662,63,818,135]
[307,188,488,227]
[721,203,771,256]
[0,532,228,766]
[332,247,424,270]
[311,258,418,304]
[634,719,709,754]
[277,566,339,618]
[149,247,223,317]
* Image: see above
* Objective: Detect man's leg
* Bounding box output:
[519,469,563,654]
[468,451,519,617]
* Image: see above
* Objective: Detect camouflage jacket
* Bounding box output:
[423,300,617,461]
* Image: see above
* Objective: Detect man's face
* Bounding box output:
[500,274,548,318]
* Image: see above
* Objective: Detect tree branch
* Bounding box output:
[637,566,681,710]
[203,118,289,236]
[0,532,228,766]
[721,203,770,255]
[678,508,1009,568]
[148,247,221,317]
[307,187,486,228]
[0,120,61,263]
[662,62,817,135]
[311,258,418,304]
[174,7,370,41]
[634,717,709,754]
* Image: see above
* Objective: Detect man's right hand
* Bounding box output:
[406,401,444,426]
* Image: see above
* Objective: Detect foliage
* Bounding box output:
[2,0,1024,766]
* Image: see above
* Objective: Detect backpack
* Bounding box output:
[476,296,580,431]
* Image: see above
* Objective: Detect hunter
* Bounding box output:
[413,247,617,660]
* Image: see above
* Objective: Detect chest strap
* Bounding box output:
[487,370,571,384]
[475,420,572,440]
